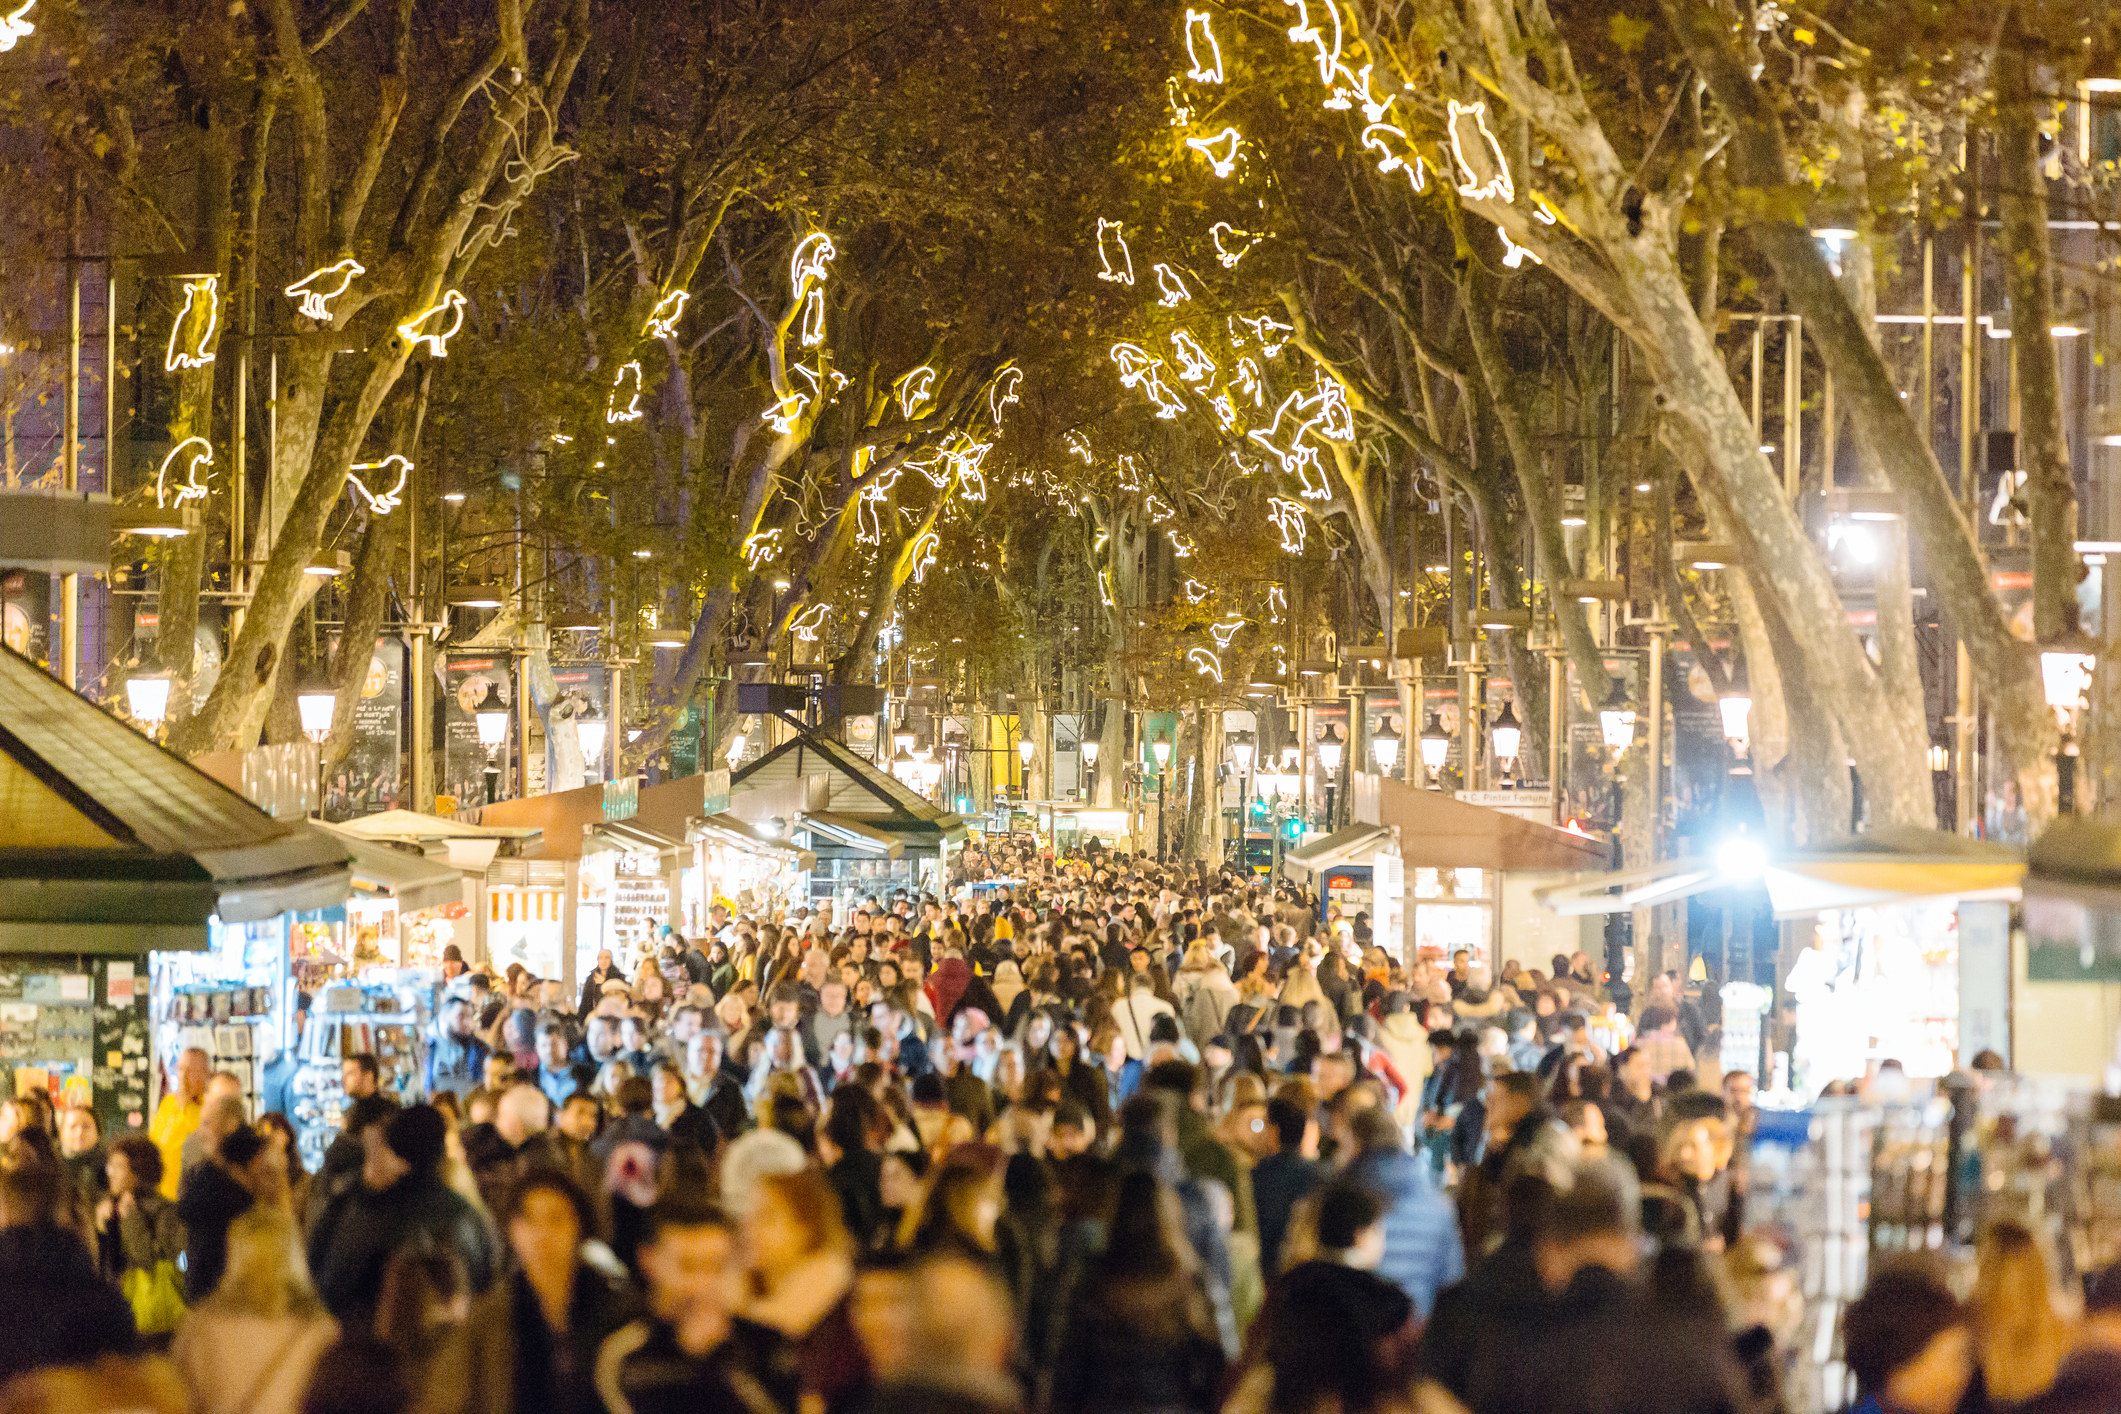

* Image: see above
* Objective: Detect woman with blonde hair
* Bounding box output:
[743,1168,869,1413]
[1970,1218,2073,1407]
[172,1206,337,1414]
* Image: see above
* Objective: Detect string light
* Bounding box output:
[1447,100,1515,202]
[1267,496,1307,551]
[1171,330,1216,382]
[607,361,644,422]
[1212,394,1239,430]
[1240,313,1291,355]
[946,435,993,501]
[0,1,35,50]
[1153,264,1192,308]
[1361,124,1427,192]
[155,436,213,508]
[347,454,411,514]
[1497,225,1542,269]
[1184,9,1224,82]
[1210,222,1259,268]
[791,603,829,641]
[1187,128,1242,178]
[1064,431,1094,463]
[1188,647,1224,683]
[1145,493,1175,524]
[1099,570,1117,607]
[895,365,936,419]
[1233,358,1264,405]
[1097,219,1136,285]
[1169,531,1198,557]
[743,529,783,571]
[1110,343,1186,419]
[164,276,218,371]
[1230,450,1261,476]
[283,259,364,321]
[644,289,688,339]
[910,530,940,584]
[1094,529,1111,551]
[1116,454,1143,491]
[1209,616,1246,647]
[1269,584,1287,621]
[396,290,466,357]
[1183,578,1210,602]
[987,366,1022,427]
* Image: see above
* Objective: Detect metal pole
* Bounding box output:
[60,176,80,688]
[409,455,433,811]
[1957,213,1981,831]
[1549,648,1566,823]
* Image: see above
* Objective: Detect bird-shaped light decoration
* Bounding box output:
[1209,616,1247,648]
[1110,344,1185,419]
[607,361,645,423]
[1186,128,1242,178]
[789,233,837,297]
[396,290,467,357]
[790,603,829,641]
[1170,331,1216,383]
[1183,10,1223,83]
[896,365,937,419]
[1096,219,1135,285]
[1448,100,1515,202]
[1210,223,1260,269]
[165,277,219,372]
[1188,648,1224,683]
[284,259,365,322]
[1361,124,1427,193]
[1232,358,1264,406]
[1064,431,1094,464]
[910,531,940,584]
[1267,497,1308,552]
[987,367,1023,428]
[800,288,827,348]
[1498,226,1543,269]
[156,437,214,509]
[644,290,688,340]
[1240,314,1292,356]
[1170,531,1198,558]
[346,454,412,515]
[742,529,783,571]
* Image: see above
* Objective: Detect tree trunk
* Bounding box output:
[1997,28,2079,642]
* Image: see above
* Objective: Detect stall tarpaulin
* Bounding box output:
[1358,775,1609,872]
[1281,823,1393,878]
[317,823,466,913]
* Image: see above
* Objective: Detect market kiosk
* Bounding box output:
[0,643,350,1137]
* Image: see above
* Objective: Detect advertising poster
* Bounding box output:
[442,654,511,812]
[325,638,403,821]
[547,663,610,789]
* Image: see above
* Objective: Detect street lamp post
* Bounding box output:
[1491,702,1522,784]
[1370,720,1401,776]
[1231,733,1255,869]
[1081,737,1100,804]
[125,671,172,738]
[2041,629,2097,814]
[296,678,336,819]
[575,713,608,788]
[1418,713,1450,790]
[1017,735,1034,801]
[473,681,510,804]
[1152,737,1173,862]
[1316,725,1344,829]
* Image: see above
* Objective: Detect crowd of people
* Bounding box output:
[0,841,2114,1414]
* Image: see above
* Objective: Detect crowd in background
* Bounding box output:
[0,838,2112,1414]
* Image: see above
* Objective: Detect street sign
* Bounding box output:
[1455,789,1554,823]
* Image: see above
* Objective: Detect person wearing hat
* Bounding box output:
[309,1103,499,1323]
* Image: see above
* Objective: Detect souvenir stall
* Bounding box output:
[0,643,350,1138]
[150,917,294,1126]
[331,809,541,969]
[1346,773,1609,968]
[285,971,435,1169]
[689,813,812,926]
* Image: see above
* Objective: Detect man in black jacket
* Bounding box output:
[310,1103,499,1324]
[177,1122,266,1300]
[650,1062,720,1157]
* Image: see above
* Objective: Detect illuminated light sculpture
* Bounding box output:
[987,366,1022,427]
[1153,264,1192,308]
[763,362,822,434]
[607,361,645,422]
[1308,379,1355,441]
[165,276,219,371]
[1110,344,1186,419]
[1171,330,1216,383]
[895,365,936,419]
[910,531,940,584]
[284,259,365,321]
[155,436,214,509]
[1240,313,1292,356]
[908,446,952,489]
[1230,450,1261,476]
[1448,99,1514,203]
[1169,531,1198,558]
[396,290,467,357]
[1096,219,1136,285]
[1284,0,1342,83]
[1145,493,1176,524]
[1233,358,1264,405]
[1532,196,1560,225]
[1361,124,1427,192]
[1064,431,1094,463]
[1211,394,1239,431]
[1209,615,1247,648]
[1183,578,1210,603]
[0,0,35,50]
[1093,529,1111,552]
[1098,570,1116,607]
[945,436,993,501]
[1187,128,1242,179]
[1351,63,1394,124]
[1166,77,1195,128]
[1116,454,1143,491]
[1184,9,1224,83]
[742,529,783,571]
[1211,223,1260,268]
[1497,225,1542,269]
[346,454,412,515]
[799,288,827,347]
[1247,383,1351,490]
[789,232,837,296]
[1188,648,1224,683]
[644,289,689,339]
[790,603,829,641]
[1267,496,1308,552]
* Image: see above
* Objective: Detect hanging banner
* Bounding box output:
[325,638,403,821]
[441,654,510,814]
[669,700,702,778]
[547,664,610,789]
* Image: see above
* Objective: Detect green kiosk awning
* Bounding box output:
[0,644,352,953]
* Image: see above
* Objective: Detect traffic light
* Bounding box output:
[1283,815,1303,840]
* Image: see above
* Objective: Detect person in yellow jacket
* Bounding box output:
[147,1046,210,1198]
